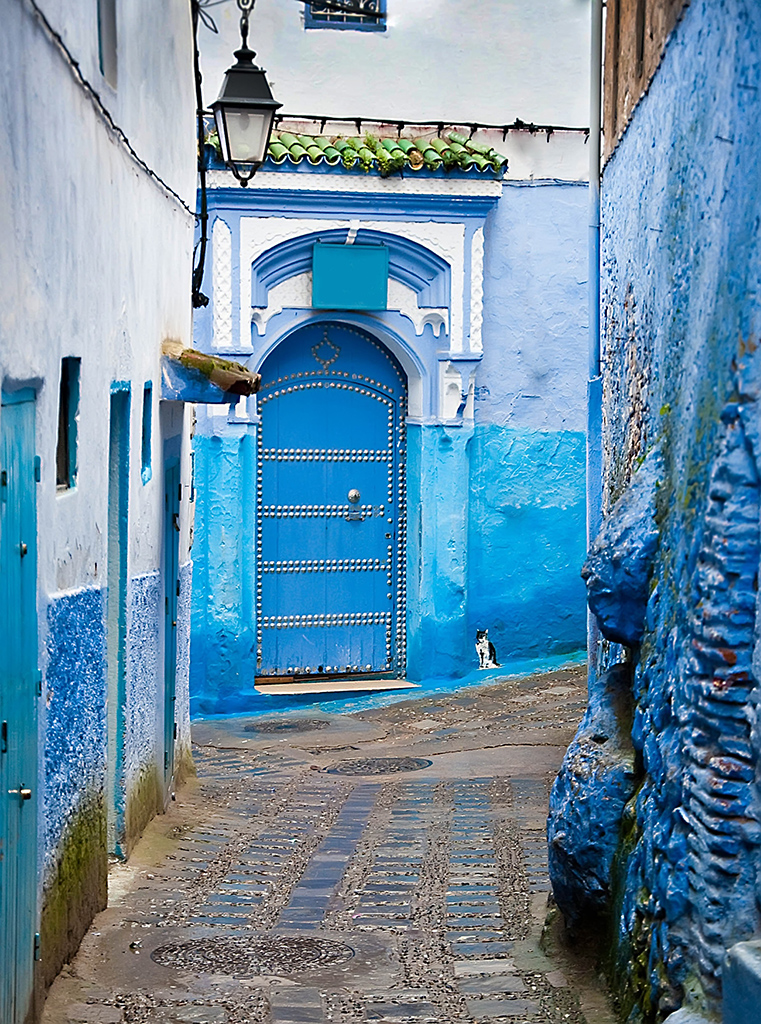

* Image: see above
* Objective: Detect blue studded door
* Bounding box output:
[257,323,407,680]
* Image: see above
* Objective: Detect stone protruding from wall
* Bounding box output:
[547,663,637,926]
[582,444,663,647]
[723,941,761,1024]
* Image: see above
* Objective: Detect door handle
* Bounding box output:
[9,786,32,804]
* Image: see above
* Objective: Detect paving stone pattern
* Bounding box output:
[44,667,608,1024]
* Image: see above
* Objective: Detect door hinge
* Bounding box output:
[164,750,169,770]
[34,933,41,961]
[173,722,178,740]
[35,670,42,697]
[1,721,7,753]
[34,456,42,482]
[178,483,182,503]
[176,580,180,597]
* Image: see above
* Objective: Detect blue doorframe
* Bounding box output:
[0,388,39,1024]
[256,322,407,681]
[106,385,130,855]
[163,455,180,793]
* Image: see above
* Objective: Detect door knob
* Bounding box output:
[20,542,28,557]
[9,786,32,803]
[348,489,360,504]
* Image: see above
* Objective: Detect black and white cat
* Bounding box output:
[476,629,499,669]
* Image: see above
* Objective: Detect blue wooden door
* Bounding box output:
[0,390,39,1024]
[163,458,180,789]
[256,323,407,680]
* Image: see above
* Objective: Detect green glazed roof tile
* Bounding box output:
[263,129,508,177]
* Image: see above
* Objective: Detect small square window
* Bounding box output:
[305,0,386,32]
[56,357,80,491]
[141,382,152,484]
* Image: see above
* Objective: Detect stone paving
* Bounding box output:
[41,667,614,1024]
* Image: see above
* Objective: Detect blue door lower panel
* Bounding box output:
[256,323,407,679]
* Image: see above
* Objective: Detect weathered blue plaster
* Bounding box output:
[125,572,161,795]
[468,425,587,659]
[190,431,257,715]
[547,663,637,925]
[558,1,761,1018]
[582,443,663,647]
[175,560,193,769]
[480,182,588,432]
[44,588,107,875]
[406,423,472,681]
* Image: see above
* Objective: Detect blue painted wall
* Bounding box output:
[549,2,761,1019]
[190,180,589,711]
[468,426,586,659]
[44,588,107,872]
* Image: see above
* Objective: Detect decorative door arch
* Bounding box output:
[256,322,407,680]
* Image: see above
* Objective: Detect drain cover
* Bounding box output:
[326,756,433,775]
[152,935,354,976]
[244,718,331,734]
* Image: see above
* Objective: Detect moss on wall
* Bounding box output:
[123,763,161,856]
[37,794,107,994]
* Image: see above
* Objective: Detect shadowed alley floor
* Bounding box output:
[42,666,614,1024]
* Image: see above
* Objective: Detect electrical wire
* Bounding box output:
[269,114,590,140]
[21,0,195,218]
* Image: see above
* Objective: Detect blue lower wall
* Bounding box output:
[126,572,161,786]
[191,420,586,714]
[468,425,587,661]
[44,588,107,873]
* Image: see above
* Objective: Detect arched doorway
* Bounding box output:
[256,322,407,681]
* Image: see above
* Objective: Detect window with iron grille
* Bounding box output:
[305,0,386,31]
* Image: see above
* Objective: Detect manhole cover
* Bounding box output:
[325,756,433,775]
[244,718,331,734]
[152,935,354,976]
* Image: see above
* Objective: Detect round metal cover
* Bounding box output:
[151,935,354,976]
[325,756,433,775]
[244,718,331,734]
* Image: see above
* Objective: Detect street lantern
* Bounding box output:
[211,0,281,186]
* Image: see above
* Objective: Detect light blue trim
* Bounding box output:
[203,187,499,220]
[1,387,37,405]
[110,380,131,394]
[251,227,451,309]
[106,388,130,857]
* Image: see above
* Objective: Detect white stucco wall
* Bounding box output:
[198,0,591,127]
[0,0,197,589]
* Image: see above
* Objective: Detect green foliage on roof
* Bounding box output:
[207,127,508,177]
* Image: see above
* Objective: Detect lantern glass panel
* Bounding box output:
[219,106,271,166]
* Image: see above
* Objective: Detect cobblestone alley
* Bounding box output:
[41,668,613,1024]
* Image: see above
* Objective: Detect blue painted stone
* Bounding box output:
[547,663,637,924]
[582,444,663,647]
[723,941,761,1024]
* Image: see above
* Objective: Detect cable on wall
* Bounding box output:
[20,0,195,218]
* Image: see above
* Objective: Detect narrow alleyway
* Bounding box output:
[41,668,613,1024]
